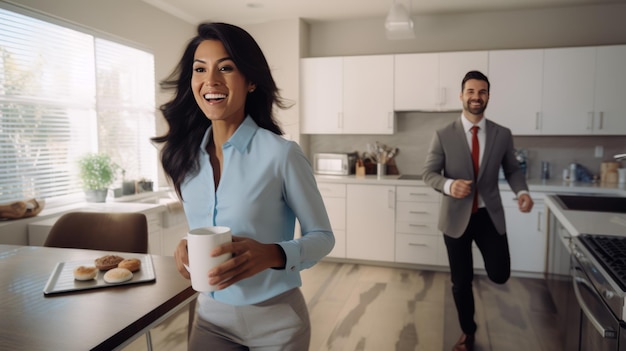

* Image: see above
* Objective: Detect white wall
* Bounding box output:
[244,19,304,146]
[307,4,626,57]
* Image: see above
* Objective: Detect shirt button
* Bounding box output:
[290,266,296,271]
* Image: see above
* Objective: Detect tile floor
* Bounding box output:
[123,261,562,351]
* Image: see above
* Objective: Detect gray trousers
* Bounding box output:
[189,288,311,351]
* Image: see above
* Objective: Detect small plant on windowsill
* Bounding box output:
[78,153,119,203]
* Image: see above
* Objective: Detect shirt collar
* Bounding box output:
[200,115,258,154]
[227,115,258,153]
[461,114,486,133]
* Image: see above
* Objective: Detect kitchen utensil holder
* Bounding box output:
[377,163,386,178]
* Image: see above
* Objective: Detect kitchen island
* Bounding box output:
[543,193,626,351]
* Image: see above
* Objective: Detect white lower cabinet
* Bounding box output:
[346,184,395,262]
[317,182,347,258]
[394,186,442,266]
[501,191,547,273]
[319,179,552,274]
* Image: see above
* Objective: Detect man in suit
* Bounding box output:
[422,70,533,351]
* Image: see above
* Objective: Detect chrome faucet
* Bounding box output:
[615,153,626,161]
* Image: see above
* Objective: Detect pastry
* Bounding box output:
[95,255,125,271]
[118,258,141,272]
[73,265,97,281]
[103,267,133,283]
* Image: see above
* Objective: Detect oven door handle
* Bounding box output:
[572,272,618,339]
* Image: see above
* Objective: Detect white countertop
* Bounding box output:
[316,174,626,196]
[544,194,626,237]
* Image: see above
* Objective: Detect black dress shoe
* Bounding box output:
[452,333,474,351]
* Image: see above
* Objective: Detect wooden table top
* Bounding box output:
[0,245,196,351]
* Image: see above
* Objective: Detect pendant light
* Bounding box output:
[385,0,415,40]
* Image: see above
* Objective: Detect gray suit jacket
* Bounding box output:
[422,118,528,238]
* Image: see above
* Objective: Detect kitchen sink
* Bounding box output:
[554,194,626,214]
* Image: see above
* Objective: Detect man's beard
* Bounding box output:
[464,100,488,115]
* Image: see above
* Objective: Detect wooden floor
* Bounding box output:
[123,261,562,351]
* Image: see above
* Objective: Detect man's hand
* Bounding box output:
[450,179,473,199]
[518,193,534,213]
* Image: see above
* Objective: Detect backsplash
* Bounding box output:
[308,113,626,180]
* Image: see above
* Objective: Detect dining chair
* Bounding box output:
[43,211,154,349]
[44,211,148,253]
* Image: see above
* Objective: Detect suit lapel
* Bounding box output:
[453,119,475,177]
[478,120,498,181]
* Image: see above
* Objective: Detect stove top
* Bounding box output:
[578,234,626,291]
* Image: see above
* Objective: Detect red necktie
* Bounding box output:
[471,126,480,213]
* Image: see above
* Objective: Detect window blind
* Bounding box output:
[0,5,157,203]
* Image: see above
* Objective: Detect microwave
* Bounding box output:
[313,152,358,175]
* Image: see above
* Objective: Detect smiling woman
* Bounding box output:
[0,3,157,204]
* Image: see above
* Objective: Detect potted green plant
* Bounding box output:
[78,153,119,202]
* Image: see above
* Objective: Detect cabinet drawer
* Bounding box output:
[397,186,440,202]
[396,202,440,222]
[395,233,440,265]
[396,221,440,235]
[317,183,346,198]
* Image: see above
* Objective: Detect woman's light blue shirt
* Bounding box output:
[180,116,334,305]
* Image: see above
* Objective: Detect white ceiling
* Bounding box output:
[141,0,624,25]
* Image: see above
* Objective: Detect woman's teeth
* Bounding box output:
[204,93,226,101]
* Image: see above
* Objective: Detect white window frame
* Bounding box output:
[0,2,157,206]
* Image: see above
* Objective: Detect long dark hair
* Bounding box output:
[151,23,289,198]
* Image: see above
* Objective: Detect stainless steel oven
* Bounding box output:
[572,235,626,351]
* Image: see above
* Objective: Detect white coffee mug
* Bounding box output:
[184,226,232,292]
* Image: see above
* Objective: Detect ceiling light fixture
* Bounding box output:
[385,0,415,40]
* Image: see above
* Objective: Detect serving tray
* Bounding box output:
[43,254,155,295]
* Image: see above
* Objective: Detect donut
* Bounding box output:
[73,265,97,281]
[103,267,133,283]
[117,258,141,272]
[95,255,125,271]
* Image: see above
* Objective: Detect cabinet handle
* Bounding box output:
[409,193,428,196]
[535,112,541,130]
[587,112,594,130]
[388,190,395,209]
[409,211,429,214]
[408,243,428,247]
[537,211,543,231]
[409,224,428,227]
[598,111,604,130]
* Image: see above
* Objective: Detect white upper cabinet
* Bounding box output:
[593,45,626,135]
[342,55,395,134]
[487,49,544,135]
[300,57,343,134]
[541,47,596,135]
[394,53,439,111]
[300,56,395,135]
[301,45,626,136]
[489,45,626,136]
[394,51,488,111]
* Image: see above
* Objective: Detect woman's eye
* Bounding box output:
[219,65,234,72]
[193,67,205,73]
